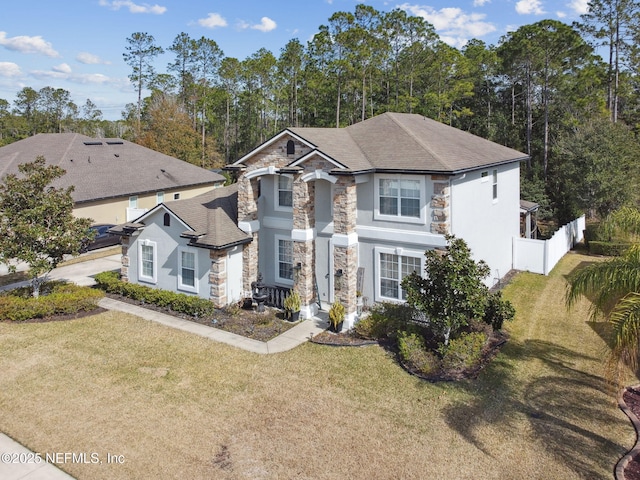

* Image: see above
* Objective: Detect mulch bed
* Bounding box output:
[311,328,508,381]
[619,387,640,480]
[0,307,107,324]
[105,293,297,342]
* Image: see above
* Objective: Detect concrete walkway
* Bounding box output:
[98,297,329,353]
[0,250,330,480]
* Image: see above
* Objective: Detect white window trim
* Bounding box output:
[177,246,198,294]
[374,246,424,303]
[274,234,294,286]
[480,171,489,183]
[138,239,157,284]
[129,195,138,209]
[373,174,427,225]
[274,174,294,212]
[156,191,164,205]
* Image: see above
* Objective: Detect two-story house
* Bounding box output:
[228,112,528,328]
[114,113,528,329]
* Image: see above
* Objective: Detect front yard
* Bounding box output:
[0,251,636,479]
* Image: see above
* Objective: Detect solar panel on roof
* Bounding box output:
[83,141,103,145]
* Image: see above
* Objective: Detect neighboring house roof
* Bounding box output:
[113,184,251,250]
[236,112,528,174]
[0,133,224,203]
[520,200,540,213]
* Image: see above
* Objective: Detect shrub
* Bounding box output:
[483,291,515,330]
[0,283,103,321]
[441,331,487,371]
[588,241,631,256]
[94,271,215,317]
[398,331,441,376]
[355,302,414,340]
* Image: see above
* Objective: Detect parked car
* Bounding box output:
[82,224,120,252]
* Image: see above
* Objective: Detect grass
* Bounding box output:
[0,251,637,479]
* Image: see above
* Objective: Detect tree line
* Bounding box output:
[1,1,640,226]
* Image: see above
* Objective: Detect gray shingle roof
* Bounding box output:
[288,112,528,173]
[163,184,251,249]
[0,133,224,203]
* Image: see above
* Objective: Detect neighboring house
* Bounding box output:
[110,184,251,306]
[0,133,224,224]
[227,112,528,328]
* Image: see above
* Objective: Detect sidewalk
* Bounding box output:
[0,435,74,479]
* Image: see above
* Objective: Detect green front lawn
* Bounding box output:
[0,251,635,479]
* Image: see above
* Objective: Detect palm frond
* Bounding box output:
[608,292,640,374]
[566,247,640,319]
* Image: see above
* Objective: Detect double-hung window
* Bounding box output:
[276,237,294,284]
[178,247,197,293]
[376,248,422,301]
[277,175,293,209]
[376,176,424,222]
[138,240,157,284]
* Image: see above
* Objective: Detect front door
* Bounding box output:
[315,235,333,310]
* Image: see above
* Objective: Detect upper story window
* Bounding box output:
[129,196,138,209]
[277,175,293,209]
[156,191,164,205]
[375,175,425,224]
[492,169,498,201]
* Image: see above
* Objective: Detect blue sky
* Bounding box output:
[0,0,589,120]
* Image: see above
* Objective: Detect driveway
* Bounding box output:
[0,251,121,291]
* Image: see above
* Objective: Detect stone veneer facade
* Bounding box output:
[209,249,227,308]
[431,174,451,235]
[120,236,130,282]
[237,134,359,324]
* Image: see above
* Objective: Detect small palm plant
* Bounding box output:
[329,300,345,332]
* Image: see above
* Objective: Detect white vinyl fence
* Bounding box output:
[513,215,585,275]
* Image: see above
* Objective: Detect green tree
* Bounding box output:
[549,116,640,222]
[402,235,491,346]
[0,157,93,297]
[580,0,640,122]
[123,32,164,130]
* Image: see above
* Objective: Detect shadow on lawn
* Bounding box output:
[441,338,629,479]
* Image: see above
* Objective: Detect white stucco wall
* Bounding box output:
[449,162,520,286]
[127,207,212,298]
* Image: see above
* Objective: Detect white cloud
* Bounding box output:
[473,0,490,6]
[252,17,277,32]
[556,11,567,18]
[0,62,22,77]
[515,0,546,15]
[0,32,59,57]
[239,17,277,33]
[76,52,111,65]
[52,63,72,74]
[198,13,227,29]
[568,0,589,15]
[398,4,495,47]
[98,0,166,14]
